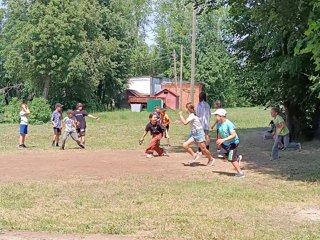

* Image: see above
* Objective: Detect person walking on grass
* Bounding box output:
[19,103,30,149]
[196,92,211,154]
[160,108,171,147]
[74,103,100,145]
[60,110,85,150]
[179,103,215,166]
[51,103,63,147]
[213,108,244,178]
[139,113,168,159]
[270,107,301,161]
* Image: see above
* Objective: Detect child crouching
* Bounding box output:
[140,113,167,159]
[60,110,85,150]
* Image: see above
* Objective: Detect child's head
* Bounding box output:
[149,113,158,124]
[20,103,27,110]
[154,106,160,113]
[215,100,222,109]
[55,103,63,112]
[186,102,195,114]
[160,108,166,116]
[271,107,279,118]
[199,92,207,102]
[213,108,227,122]
[76,103,84,110]
[67,110,74,118]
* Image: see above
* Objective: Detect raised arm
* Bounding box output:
[179,111,190,125]
[88,114,100,120]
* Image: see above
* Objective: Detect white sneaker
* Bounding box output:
[146,154,153,159]
[218,154,224,159]
[196,151,202,156]
[190,153,200,164]
[207,157,215,167]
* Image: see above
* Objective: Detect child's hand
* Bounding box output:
[216,139,225,146]
[96,117,100,120]
[211,125,215,130]
[139,139,144,145]
[178,111,183,115]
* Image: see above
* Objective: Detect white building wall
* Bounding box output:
[128,77,151,95]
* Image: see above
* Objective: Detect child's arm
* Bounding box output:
[140,131,148,142]
[22,105,31,115]
[88,114,100,120]
[179,111,190,125]
[275,122,286,136]
[211,120,218,130]
[216,130,237,145]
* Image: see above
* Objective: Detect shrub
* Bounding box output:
[3,97,21,124]
[29,97,51,124]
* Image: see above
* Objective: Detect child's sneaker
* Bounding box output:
[196,151,202,156]
[235,172,245,178]
[297,143,302,152]
[237,155,242,166]
[60,146,65,150]
[52,142,55,147]
[146,154,153,159]
[207,157,215,167]
[191,153,200,164]
[18,145,24,150]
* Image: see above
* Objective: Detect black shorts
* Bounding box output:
[77,128,86,137]
[221,143,239,161]
[166,124,170,131]
[53,127,61,135]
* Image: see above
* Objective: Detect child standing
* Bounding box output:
[196,92,211,152]
[61,110,85,150]
[270,107,301,161]
[154,106,161,121]
[140,113,167,158]
[213,108,244,177]
[19,103,30,149]
[51,103,63,147]
[160,108,171,147]
[74,103,99,145]
[179,103,215,166]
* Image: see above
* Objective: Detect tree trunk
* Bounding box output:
[42,75,51,100]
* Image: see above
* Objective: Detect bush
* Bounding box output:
[3,97,21,123]
[1,97,51,124]
[29,97,51,124]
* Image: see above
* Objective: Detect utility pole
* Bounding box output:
[173,49,178,93]
[179,45,183,110]
[190,7,196,104]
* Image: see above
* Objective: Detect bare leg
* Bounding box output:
[19,134,25,145]
[231,161,241,174]
[199,142,212,161]
[183,137,196,157]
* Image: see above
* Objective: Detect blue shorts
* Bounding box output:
[190,129,206,143]
[20,124,28,135]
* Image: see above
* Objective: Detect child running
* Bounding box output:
[19,103,30,149]
[196,92,211,153]
[60,110,85,150]
[140,113,167,158]
[74,103,99,145]
[51,103,63,147]
[211,100,224,158]
[160,108,171,147]
[270,107,301,161]
[213,108,244,177]
[179,103,215,166]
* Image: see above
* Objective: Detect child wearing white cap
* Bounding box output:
[213,108,244,178]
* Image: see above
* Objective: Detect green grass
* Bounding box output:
[0,107,320,239]
[0,107,270,152]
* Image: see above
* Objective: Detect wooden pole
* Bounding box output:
[179,45,183,110]
[190,7,196,104]
[173,49,178,93]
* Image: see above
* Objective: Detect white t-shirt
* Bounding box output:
[20,111,28,125]
[186,113,203,132]
[196,101,211,131]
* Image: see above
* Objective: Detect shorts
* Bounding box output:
[53,127,61,135]
[190,129,206,143]
[166,124,170,131]
[221,143,239,161]
[77,128,86,137]
[19,124,28,135]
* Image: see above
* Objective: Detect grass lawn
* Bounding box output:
[0,107,319,240]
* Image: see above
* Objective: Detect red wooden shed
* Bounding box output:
[155,89,179,110]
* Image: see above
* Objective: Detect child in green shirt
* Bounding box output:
[270,107,301,161]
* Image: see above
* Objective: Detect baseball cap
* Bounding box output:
[212,108,227,117]
[67,109,74,115]
[55,103,64,108]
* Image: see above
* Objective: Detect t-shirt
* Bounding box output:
[186,113,203,132]
[145,122,164,135]
[51,110,62,128]
[63,117,77,132]
[154,112,161,120]
[274,115,289,136]
[74,110,88,129]
[20,111,28,125]
[161,113,170,126]
[196,101,211,131]
[217,119,240,146]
